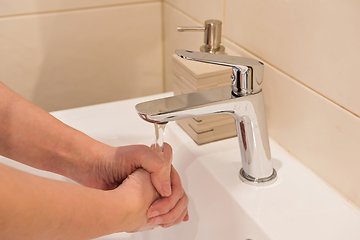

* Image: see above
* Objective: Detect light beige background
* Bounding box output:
[0,0,163,111]
[1,0,360,208]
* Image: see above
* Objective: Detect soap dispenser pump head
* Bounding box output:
[177,19,225,54]
[202,19,222,52]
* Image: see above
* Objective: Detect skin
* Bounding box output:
[0,82,189,239]
[0,165,159,239]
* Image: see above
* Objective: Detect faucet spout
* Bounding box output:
[135,85,277,186]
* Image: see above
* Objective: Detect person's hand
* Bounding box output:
[111,168,160,232]
[87,143,172,195]
[78,142,189,227]
[148,165,189,228]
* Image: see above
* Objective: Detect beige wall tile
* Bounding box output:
[164,0,223,24]
[163,3,204,91]
[0,0,158,17]
[0,3,163,111]
[225,39,360,208]
[224,0,360,117]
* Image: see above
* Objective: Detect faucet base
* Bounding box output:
[239,168,277,186]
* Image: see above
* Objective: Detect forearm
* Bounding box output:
[0,163,129,240]
[0,82,113,183]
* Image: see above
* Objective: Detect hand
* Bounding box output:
[148,165,189,228]
[80,142,189,228]
[83,143,173,197]
[112,168,160,232]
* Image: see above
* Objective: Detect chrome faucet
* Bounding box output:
[135,50,277,186]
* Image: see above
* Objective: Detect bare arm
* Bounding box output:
[0,163,159,240]
[0,82,110,183]
[0,82,171,193]
[0,81,188,230]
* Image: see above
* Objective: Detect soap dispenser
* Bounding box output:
[177,19,225,54]
[172,20,236,145]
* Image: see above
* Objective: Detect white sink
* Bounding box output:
[1,93,360,240]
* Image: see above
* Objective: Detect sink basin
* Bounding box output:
[1,93,359,240]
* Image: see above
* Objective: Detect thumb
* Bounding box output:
[149,143,173,197]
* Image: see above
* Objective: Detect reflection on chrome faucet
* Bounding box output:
[136,50,277,186]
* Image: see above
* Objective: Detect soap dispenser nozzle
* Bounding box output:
[177,19,225,54]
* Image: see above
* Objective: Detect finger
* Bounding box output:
[147,166,184,218]
[161,143,173,164]
[137,223,159,232]
[161,208,188,228]
[148,143,173,197]
[183,212,189,222]
[149,191,189,225]
[131,144,172,197]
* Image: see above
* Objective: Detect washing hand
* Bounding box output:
[78,142,189,229]
[112,168,160,232]
[0,81,188,238]
[148,164,189,228]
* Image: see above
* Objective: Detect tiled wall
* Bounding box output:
[163,0,360,208]
[0,0,163,111]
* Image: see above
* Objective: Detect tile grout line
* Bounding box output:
[0,0,160,19]
[163,1,202,25]
[224,37,360,119]
[160,1,166,92]
[222,0,226,44]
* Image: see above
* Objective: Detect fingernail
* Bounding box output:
[161,223,173,228]
[148,210,160,218]
[150,217,163,225]
[162,182,172,196]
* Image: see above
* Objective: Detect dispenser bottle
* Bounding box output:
[172,20,236,144]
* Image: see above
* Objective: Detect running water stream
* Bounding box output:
[152,123,166,155]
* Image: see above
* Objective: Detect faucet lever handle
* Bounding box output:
[175,49,264,96]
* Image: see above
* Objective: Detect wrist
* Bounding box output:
[69,139,116,188]
[50,130,115,187]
